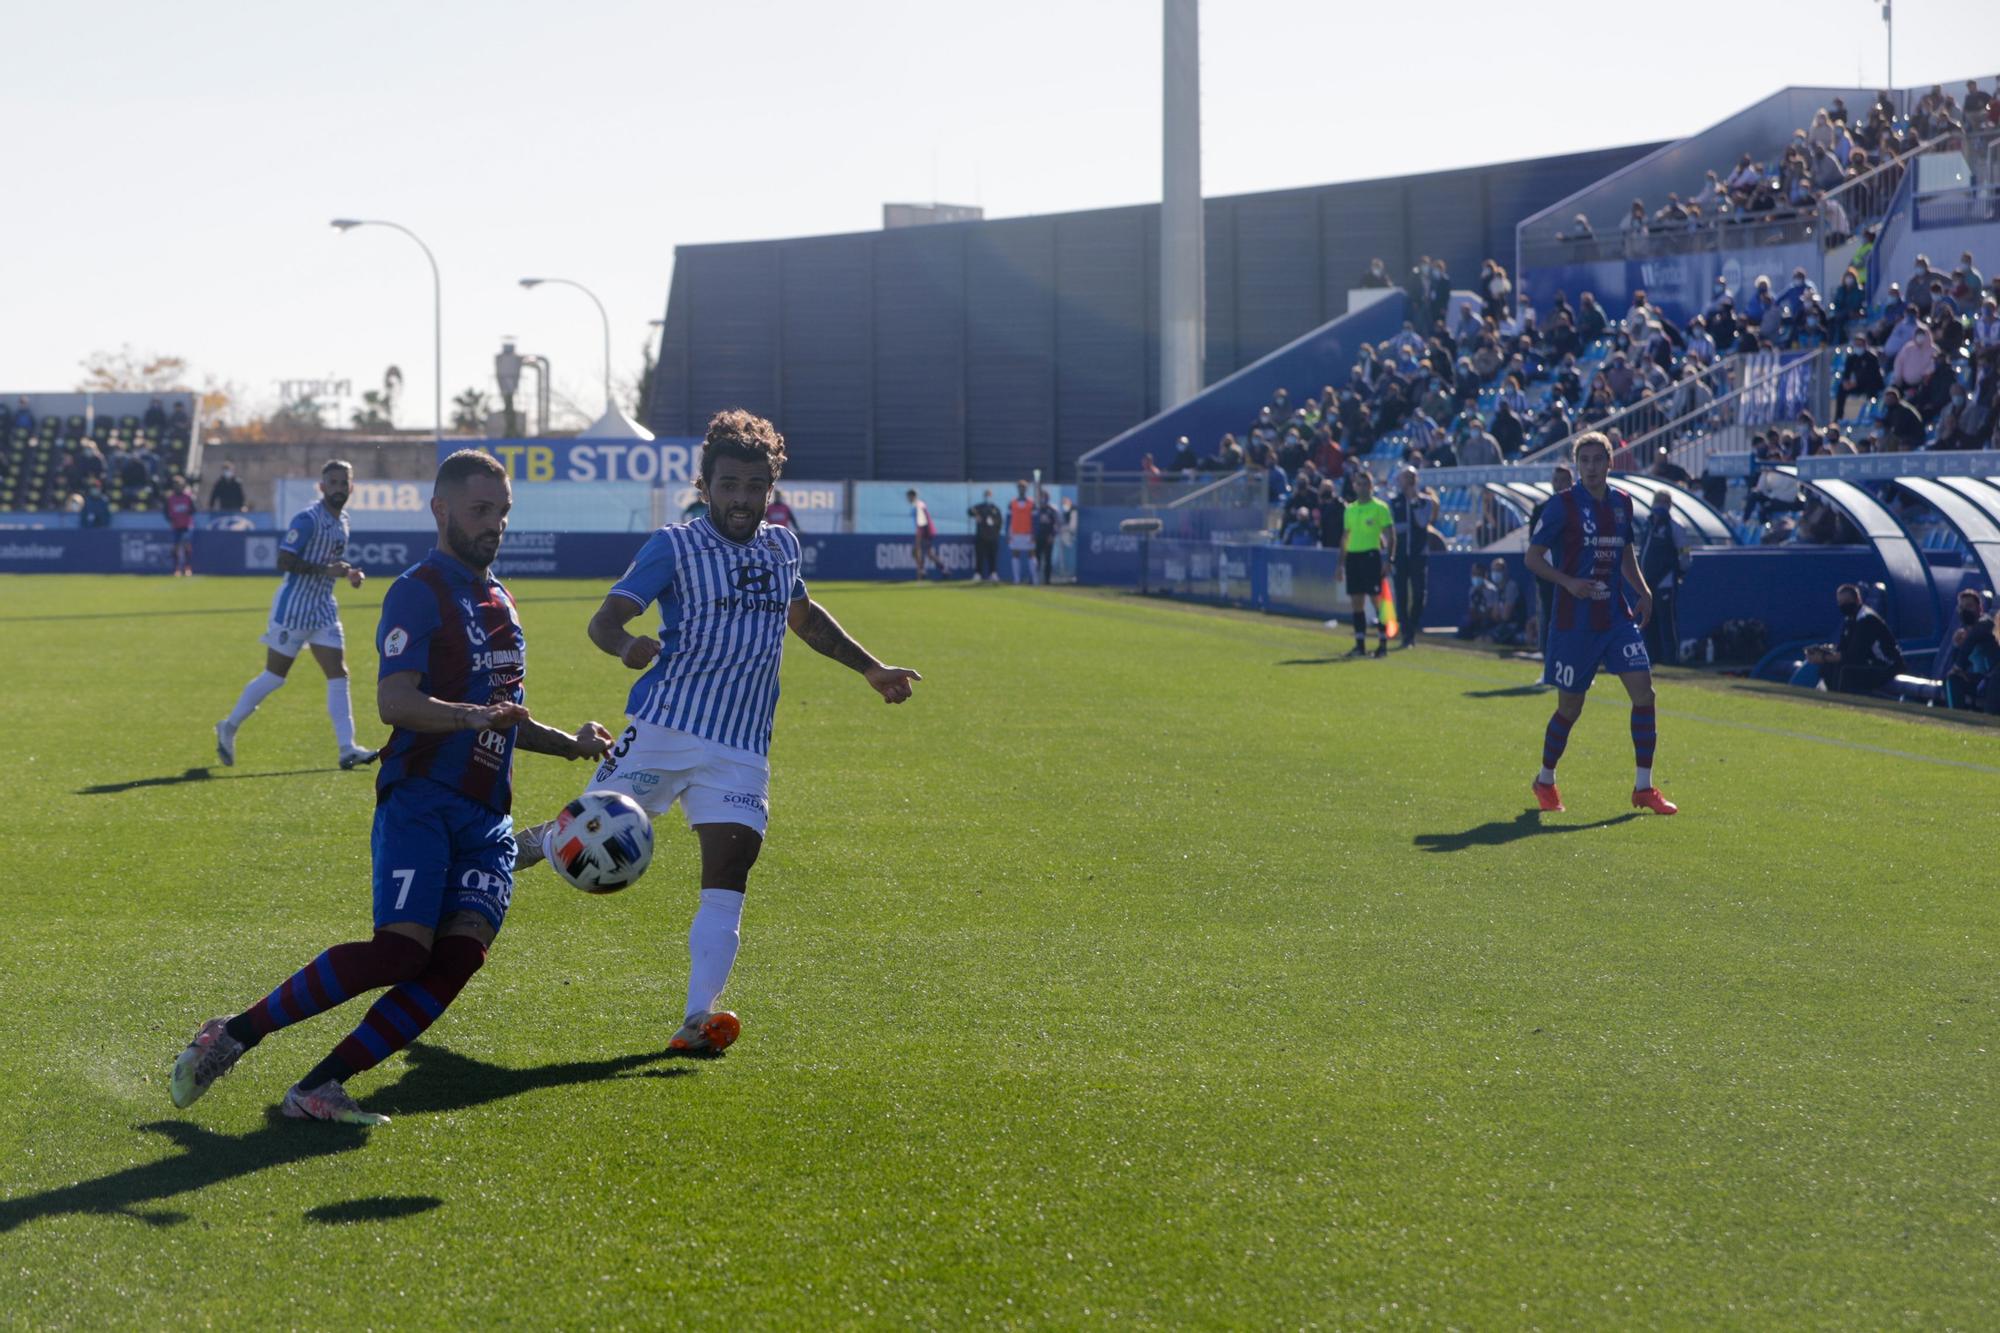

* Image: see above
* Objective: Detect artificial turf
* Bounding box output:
[1,572,1995,1328]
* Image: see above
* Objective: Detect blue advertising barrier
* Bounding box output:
[1128,538,1915,647]
[0,529,981,583]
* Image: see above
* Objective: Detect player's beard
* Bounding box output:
[445,513,503,571]
[716,498,765,542]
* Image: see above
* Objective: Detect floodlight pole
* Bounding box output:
[521,277,614,415]
[1160,0,1204,411]
[331,218,441,444]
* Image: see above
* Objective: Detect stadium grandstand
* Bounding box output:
[6,73,1998,711]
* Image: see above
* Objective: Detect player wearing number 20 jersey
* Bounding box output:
[1524,432,1676,817]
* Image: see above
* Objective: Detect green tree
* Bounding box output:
[451,386,492,435]
[77,346,192,393]
[349,365,404,430]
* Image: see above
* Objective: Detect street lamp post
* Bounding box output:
[331,219,442,444]
[519,277,612,415]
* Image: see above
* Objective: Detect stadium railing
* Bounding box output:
[1519,352,1749,467]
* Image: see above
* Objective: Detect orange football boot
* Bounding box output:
[1631,787,1678,816]
[1532,780,1564,812]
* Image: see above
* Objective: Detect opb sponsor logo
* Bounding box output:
[1268,561,1295,599]
[245,536,278,570]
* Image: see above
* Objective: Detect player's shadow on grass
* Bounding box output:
[76,766,335,795]
[305,1195,444,1225]
[1462,684,1550,699]
[1276,655,1375,666]
[1414,810,1640,852]
[0,1044,681,1233]
[362,1041,689,1119]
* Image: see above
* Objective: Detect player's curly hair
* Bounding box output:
[700,409,787,487]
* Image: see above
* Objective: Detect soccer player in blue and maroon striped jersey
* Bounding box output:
[1523,433,1678,817]
[169,450,614,1124]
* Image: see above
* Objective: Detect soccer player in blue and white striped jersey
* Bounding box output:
[517,409,921,1055]
[215,459,380,771]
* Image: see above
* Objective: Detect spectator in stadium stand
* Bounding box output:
[1637,489,1685,666]
[1936,382,1981,450]
[1973,297,2000,375]
[1828,270,1866,344]
[1962,251,1988,294]
[1620,199,1649,253]
[1907,256,1936,316]
[1458,565,1497,639]
[1171,435,1197,474]
[208,461,246,512]
[1006,480,1036,585]
[1458,420,1502,466]
[1576,291,1608,343]
[1558,212,1594,241]
[967,488,1002,583]
[1876,388,1926,452]
[1359,258,1392,288]
[1648,446,1694,490]
[80,479,111,528]
[763,488,796,530]
[168,400,191,437]
[143,397,167,431]
[1891,325,1938,394]
[163,475,197,577]
[1806,584,1905,693]
[1880,304,1921,363]
[119,449,151,497]
[1389,468,1438,649]
[1281,506,1317,546]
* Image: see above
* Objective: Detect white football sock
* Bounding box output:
[225,670,287,728]
[326,676,356,751]
[1635,766,1652,790]
[1537,765,1557,785]
[685,888,744,1019]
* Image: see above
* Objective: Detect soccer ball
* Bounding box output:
[547,791,654,894]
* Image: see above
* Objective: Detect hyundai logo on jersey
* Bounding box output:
[730,566,777,594]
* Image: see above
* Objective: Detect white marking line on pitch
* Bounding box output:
[1664,711,2000,775]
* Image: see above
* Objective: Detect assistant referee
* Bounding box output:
[1343,468,1394,658]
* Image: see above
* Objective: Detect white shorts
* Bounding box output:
[587,720,771,835]
[261,618,345,657]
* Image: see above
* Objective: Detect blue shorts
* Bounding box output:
[1544,618,1650,692]
[371,778,516,933]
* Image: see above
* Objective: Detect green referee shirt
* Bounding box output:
[1342,497,1393,554]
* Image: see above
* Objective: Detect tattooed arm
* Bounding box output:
[786,597,921,703]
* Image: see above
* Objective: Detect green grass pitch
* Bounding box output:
[2,572,1996,1328]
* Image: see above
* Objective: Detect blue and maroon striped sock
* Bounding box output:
[1541,709,1575,776]
[1631,704,1657,785]
[315,934,488,1082]
[227,931,430,1048]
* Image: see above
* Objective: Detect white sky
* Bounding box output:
[4,1,1994,429]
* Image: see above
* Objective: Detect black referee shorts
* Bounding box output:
[1343,549,1383,593]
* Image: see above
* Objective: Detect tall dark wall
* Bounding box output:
[651,141,1660,480]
